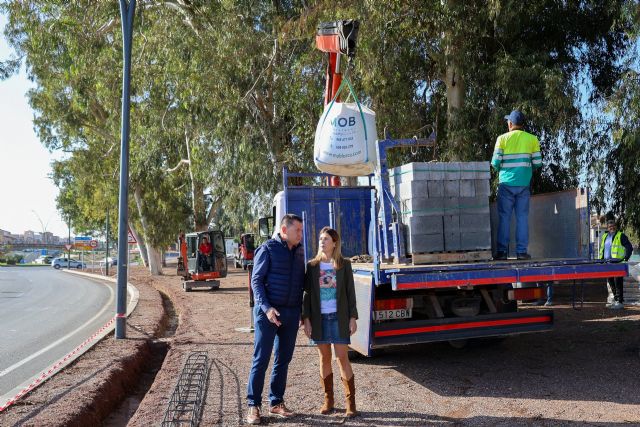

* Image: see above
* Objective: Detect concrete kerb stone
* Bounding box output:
[0,270,141,413]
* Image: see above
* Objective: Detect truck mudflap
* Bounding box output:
[371,310,553,348]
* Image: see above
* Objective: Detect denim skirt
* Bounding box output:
[310,312,350,345]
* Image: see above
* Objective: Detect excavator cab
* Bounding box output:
[178,230,227,291]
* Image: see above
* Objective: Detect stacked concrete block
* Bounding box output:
[390,162,491,254]
[443,215,461,251]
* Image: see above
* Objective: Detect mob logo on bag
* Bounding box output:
[314,75,378,177]
[331,116,357,127]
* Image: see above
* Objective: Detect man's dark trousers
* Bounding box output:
[246,305,300,407]
[607,276,624,303]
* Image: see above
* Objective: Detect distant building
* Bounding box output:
[0,229,16,244]
[23,230,35,243]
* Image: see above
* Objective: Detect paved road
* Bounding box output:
[0,267,115,397]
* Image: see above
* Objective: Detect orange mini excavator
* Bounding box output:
[177,230,228,291]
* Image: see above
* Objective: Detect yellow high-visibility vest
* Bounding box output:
[599,231,625,260]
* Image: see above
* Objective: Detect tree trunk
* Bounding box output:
[133,187,162,274]
[146,245,163,276]
[444,0,465,160]
[129,224,149,267]
[185,130,208,231]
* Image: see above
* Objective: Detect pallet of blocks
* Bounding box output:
[390,162,493,264]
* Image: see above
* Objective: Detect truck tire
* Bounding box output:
[54,264,60,270]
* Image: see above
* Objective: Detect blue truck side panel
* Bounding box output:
[284,186,372,261]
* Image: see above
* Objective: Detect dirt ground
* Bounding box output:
[2,266,639,426]
[131,267,640,426]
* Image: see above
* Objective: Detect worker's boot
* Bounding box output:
[341,375,357,417]
[320,373,334,414]
[494,251,507,261]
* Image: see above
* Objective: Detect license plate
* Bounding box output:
[374,309,412,321]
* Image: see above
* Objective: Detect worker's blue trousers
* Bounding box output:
[496,183,530,254]
[246,305,300,407]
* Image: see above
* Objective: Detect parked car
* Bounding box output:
[35,256,54,265]
[98,257,118,268]
[51,257,85,269]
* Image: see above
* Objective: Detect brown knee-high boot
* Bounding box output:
[341,375,357,417]
[320,373,334,414]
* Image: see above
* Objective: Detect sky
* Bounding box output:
[0,14,69,237]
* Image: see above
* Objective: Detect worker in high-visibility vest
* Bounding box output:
[491,110,542,260]
[598,219,633,309]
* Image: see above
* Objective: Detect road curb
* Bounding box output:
[0,271,139,412]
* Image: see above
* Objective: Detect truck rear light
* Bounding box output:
[507,287,545,301]
[375,298,414,311]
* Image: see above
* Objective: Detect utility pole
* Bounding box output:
[115,0,136,339]
[106,208,110,277]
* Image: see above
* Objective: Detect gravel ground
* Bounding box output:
[129,267,640,426]
[2,266,639,426]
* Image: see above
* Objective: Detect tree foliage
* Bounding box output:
[1,0,639,269]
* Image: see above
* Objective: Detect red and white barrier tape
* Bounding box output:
[0,316,116,412]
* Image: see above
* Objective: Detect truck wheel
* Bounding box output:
[54,264,60,270]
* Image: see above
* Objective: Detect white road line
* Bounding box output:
[0,279,115,378]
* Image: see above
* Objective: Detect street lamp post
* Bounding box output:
[115,0,136,339]
[67,216,71,270]
[31,209,51,249]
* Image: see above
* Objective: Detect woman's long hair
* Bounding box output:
[309,226,343,269]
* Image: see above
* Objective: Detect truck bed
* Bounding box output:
[352,258,628,289]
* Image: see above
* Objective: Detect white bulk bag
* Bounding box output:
[314,77,377,176]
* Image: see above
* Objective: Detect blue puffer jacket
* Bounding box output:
[251,234,305,313]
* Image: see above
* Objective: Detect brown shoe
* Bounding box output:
[341,375,357,417]
[246,406,261,425]
[269,402,295,418]
[320,373,334,414]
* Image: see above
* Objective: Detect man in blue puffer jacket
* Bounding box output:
[246,214,305,425]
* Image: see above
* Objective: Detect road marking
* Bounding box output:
[0,279,114,378]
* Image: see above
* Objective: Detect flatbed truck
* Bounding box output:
[260,137,628,357]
